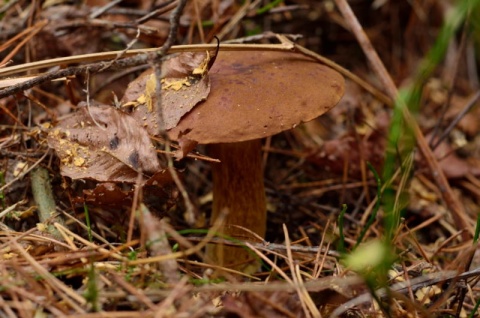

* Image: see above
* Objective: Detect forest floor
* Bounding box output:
[0,0,480,317]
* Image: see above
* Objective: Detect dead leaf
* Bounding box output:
[175,137,198,160]
[307,129,386,178]
[121,51,212,134]
[47,104,161,183]
[80,169,175,210]
[431,136,480,178]
[163,51,213,78]
[83,183,133,208]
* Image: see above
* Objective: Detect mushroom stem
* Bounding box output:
[207,139,266,273]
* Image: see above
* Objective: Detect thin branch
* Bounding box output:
[135,0,178,24]
[431,90,480,149]
[89,0,122,19]
[155,0,187,58]
[185,236,340,257]
[165,142,196,225]
[0,151,49,193]
[0,43,295,78]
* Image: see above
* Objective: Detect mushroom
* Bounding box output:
[168,50,345,272]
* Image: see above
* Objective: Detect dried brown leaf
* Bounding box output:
[47,104,161,182]
[83,183,133,208]
[121,52,212,134]
[175,137,198,160]
[433,138,480,178]
[307,130,386,178]
[78,170,175,212]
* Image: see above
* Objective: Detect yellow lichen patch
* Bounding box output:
[136,74,195,113]
[122,87,148,109]
[122,100,141,108]
[51,128,60,137]
[2,252,17,260]
[145,73,157,112]
[41,122,52,129]
[162,77,191,91]
[54,134,89,168]
[18,206,36,219]
[122,52,210,115]
[415,285,441,305]
[192,51,211,76]
[137,95,146,104]
[73,156,85,167]
[13,161,28,177]
[36,223,48,232]
[26,127,40,138]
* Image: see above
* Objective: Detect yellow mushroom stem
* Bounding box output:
[207,139,266,273]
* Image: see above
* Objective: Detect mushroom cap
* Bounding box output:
[168,50,345,144]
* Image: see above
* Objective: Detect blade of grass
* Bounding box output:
[355,162,382,248]
[474,214,480,243]
[84,265,100,312]
[83,203,93,243]
[469,297,480,318]
[257,0,284,15]
[337,204,347,253]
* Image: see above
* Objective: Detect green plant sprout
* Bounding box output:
[83,203,93,243]
[124,250,139,282]
[474,213,480,244]
[256,0,284,15]
[337,204,347,254]
[469,298,480,318]
[83,265,100,312]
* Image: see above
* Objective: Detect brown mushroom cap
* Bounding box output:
[168,50,344,144]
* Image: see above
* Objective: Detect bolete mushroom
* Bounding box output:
[167,50,344,272]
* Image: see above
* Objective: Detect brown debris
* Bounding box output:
[121,51,212,133]
[47,104,161,183]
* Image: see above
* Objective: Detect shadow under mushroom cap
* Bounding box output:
[168,50,345,144]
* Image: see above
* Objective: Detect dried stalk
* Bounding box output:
[0,41,297,77]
